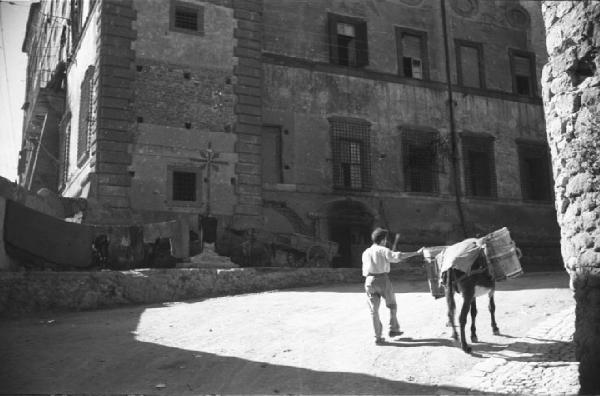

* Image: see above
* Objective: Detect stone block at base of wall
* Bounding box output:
[0,267,369,317]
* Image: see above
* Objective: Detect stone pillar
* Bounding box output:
[541,2,600,393]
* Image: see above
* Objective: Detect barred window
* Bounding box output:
[518,141,552,202]
[77,65,95,166]
[329,117,371,191]
[403,129,439,193]
[172,171,197,201]
[328,13,369,67]
[171,2,204,35]
[462,135,496,198]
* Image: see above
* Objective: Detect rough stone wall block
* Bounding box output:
[541,1,600,393]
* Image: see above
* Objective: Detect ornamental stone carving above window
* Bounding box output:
[449,0,479,18]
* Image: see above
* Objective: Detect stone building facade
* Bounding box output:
[19,0,561,270]
[541,1,600,392]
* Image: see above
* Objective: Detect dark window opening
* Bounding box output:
[515,75,531,95]
[175,7,198,30]
[262,125,283,184]
[172,171,197,201]
[328,14,368,67]
[171,3,204,34]
[519,143,552,201]
[463,137,496,198]
[340,139,363,189]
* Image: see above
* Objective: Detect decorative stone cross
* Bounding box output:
[191,142,228,217]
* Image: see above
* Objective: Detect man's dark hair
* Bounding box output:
[371,227,388,244]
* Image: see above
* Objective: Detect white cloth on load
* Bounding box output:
[439,237,483,274]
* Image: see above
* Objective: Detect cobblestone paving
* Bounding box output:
[439,307,578,395]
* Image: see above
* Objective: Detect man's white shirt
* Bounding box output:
[362,244,415,277]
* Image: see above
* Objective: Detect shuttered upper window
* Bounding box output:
[170,1,204,35]
[509,49,536,96]
[77,66,95,166]
[328,13,369,67]
[396,27,429,80]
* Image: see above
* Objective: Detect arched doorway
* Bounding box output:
[324,200,375,268]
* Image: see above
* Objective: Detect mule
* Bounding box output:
[443,250,500,353]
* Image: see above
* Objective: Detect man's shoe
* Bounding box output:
[375,337,385,345]
[388,330,404,337]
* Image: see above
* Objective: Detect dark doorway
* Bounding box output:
[326,200,374,268]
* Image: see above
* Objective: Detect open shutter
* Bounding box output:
[327,13,339,64]
[355,20,369,67]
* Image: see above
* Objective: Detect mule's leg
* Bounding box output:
[459,292,474,353]
[470,299,478,343]
[488,290,500,335]
[445,272,458,341]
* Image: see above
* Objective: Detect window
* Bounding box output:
[396,27,428,80]
[509,49,536,96]
[262,125,283,184]
[402,129,439,193]
[456,40,484,89]
[518,141,552,202]
[462,135,496,198]
[77,66,95,166]
[328,13,368,67]
[329,117,371,191]
[59,116,71,189]
[172,171,197,201]
[170,2,204,35]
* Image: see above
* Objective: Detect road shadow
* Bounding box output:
[484,338,576,363]
[0,306,509,395]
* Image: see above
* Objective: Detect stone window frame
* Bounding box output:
[328,116,372,192]
[460,132,497,199]
[327,13,369,68]
[455,39,485,89]
[395,26,430,80]
[509,48,537,97]
[170,0,205,36]
[167,164,203,207]
[516,139,553,203]
[77,65,95,167]
[58,112,72,191]
[401,127,440,194]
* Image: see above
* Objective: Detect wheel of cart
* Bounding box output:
[306,245,329,267]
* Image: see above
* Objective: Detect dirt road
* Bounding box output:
[0,272,572,394]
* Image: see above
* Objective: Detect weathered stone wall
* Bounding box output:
[541,1,600,393]
[0,268,366,317]
[259,0,560,270]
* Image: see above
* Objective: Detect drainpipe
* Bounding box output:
[440,0,468,238]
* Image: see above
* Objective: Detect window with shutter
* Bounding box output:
[462,135,496,198]
[517,142,552,202]
[456,40,484,88]
[396,28,428,80]
[510,49,536,96]
[329,117,371,191]
[77,66,94,166]
[328,13,368,67]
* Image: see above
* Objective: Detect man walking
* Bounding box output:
[362,227,422,345]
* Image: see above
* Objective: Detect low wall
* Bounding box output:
[0,267,373,317]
